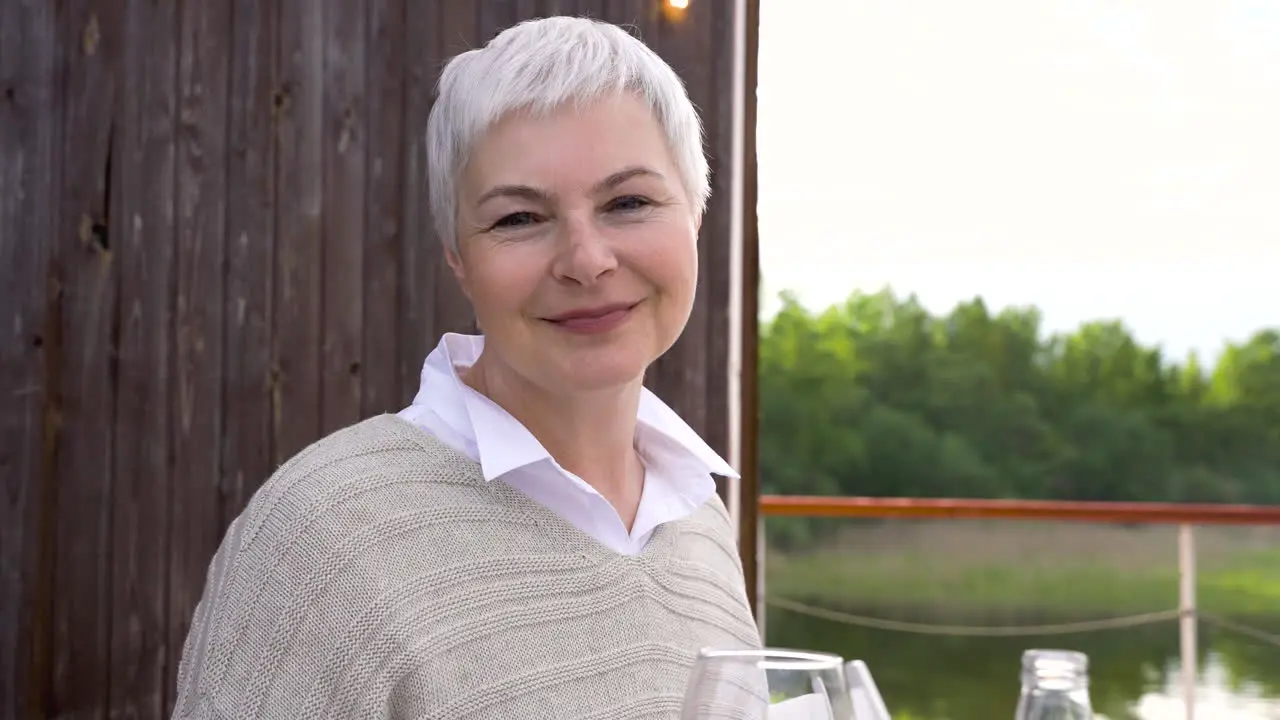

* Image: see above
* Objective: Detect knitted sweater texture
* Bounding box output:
[171,414,761,719]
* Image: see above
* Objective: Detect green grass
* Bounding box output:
[764,523,1280,619]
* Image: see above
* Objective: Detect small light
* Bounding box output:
[660,0,689,22]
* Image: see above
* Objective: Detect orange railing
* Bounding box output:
[759,494,1280,525]
[755,494,1280,719]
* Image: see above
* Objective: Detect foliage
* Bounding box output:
[758,288,1280,715]
[759,288,1280,544]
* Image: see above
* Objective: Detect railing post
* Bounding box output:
[756,513,767,638]
[1178,523,1197,720]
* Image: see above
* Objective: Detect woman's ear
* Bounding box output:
[444,245,471,300]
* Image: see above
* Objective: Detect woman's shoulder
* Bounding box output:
[671,492,743,566]
[270,413,475,486]
[233,415,487,553]
[687,491,735,538]
[171,416,496,717]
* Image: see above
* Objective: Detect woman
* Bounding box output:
[171,16,761,720]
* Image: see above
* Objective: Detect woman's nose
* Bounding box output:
[551,216,618,285]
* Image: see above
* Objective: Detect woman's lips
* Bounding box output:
[543,301,641,334]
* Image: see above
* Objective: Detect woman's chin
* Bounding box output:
[547,347,652,394]
[558,365,646,394]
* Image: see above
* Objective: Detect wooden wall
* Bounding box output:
[0,1,745,717]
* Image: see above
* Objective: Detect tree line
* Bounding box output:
[759,289,1280,507]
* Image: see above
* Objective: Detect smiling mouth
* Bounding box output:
[543,300,643,334]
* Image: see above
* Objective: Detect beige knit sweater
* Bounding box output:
[171,414,761,719]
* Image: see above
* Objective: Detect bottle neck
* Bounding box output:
[1017,650,1093,719]
[1024,648,1085,681]
[1020,649,1090,692]
[1020,669,1089,693]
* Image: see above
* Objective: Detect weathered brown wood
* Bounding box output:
[702,4,736,466]
[2,4,748,716]
[321,0,367,434]
[0,2,59,716]
[398,0,443,396]
[591,0,646,26]
[434,2,482,337]
[363,0,406,415]
[108,1,178,716]
[479,0,521,45]
[516,0,542,21]
[273,0,325,464]
[738,0,764,620]
[641,1,714,442]
[168,0,232,710]
[221,0,276,524]
[50,3,122,716]
[534,0,582,18]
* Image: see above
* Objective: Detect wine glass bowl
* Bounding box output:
[681,647,856,719]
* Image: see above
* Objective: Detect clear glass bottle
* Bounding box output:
[1014,649,1094,720]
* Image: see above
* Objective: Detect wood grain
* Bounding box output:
[0,2,59,716]
[108,1,178,715]
[0,4,745,715]
[168,0,232,708]
[50,3,122,715]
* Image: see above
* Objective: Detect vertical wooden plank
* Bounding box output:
[638,1,714,439]
[399,0,433,393]
[517,0,544,20]
[533,0,581,18]
[593,0,647,27]
[274,0,324,463]
[432,2,481,338]
[50,2,122,715]
[321,0,366,432]
[364,0,406,414]
[0,2,59,716]
[736,0,763,619]
[441,1,483,56]
[399,1,443,393]
[222,0,276,522]
[108,0,178,714]
[168,0,231,711]
[701,6,736,461]
[478,0,519,44]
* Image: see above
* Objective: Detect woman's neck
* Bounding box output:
[460,353,646,529]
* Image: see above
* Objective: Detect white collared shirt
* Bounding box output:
[397,333,739,555]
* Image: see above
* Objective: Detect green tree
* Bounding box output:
[759,288,1280,506]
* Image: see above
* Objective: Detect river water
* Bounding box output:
[766,607,1280,719]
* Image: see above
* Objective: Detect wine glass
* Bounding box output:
[844,660,892,720]
[681,647,857,719]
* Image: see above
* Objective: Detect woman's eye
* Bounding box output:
[493,211,539,229]
[607,196,652,213]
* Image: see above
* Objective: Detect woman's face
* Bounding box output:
[450,93,699,395]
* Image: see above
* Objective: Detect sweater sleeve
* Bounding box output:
[170,512,248,719]
[169,446,388,720]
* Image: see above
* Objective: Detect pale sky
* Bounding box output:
[757,0,1280,363]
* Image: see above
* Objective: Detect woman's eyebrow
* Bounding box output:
[593,166,663,193]
[476,184,551,207]
[475,166,663,207]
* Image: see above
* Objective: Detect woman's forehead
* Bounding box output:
[464,97,678,195]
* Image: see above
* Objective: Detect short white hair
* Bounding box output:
[426,16,709,252]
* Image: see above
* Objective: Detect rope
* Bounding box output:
[1199,612,1280,650]
[765,596,1183,637]
[766,596,1280,649]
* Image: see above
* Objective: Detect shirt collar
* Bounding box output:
[415,333,739,483]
